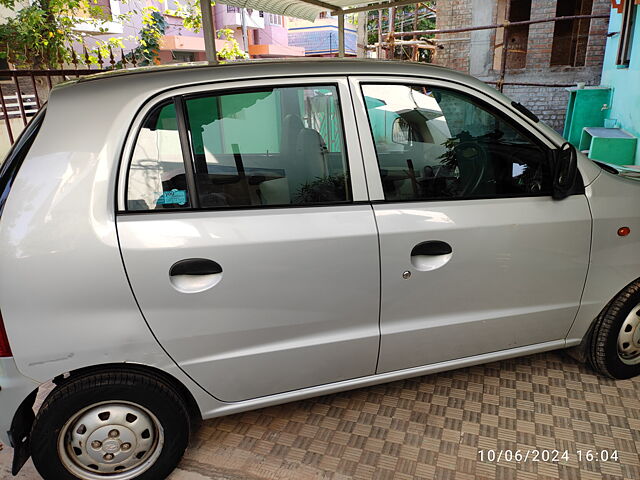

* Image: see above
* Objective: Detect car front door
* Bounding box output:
[350,77,591,373]
[116,78,380,402]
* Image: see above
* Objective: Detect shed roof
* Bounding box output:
[219,0,412,22]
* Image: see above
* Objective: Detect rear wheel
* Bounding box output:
[31,370,191,480]
[590,280,640,379]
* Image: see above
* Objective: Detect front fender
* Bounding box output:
[567,169,640,343]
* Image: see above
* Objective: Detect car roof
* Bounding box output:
[50,58,521,142]
[54,58,503,107]
[74,58,456,84]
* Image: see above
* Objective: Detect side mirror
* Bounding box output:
[553,142,579,200]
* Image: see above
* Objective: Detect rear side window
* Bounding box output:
[0,107,46,218]
[127,102,190,211]
[185,85,349,208]
[126,85,351,211]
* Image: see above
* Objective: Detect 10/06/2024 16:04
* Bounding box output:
[478,449,620,463]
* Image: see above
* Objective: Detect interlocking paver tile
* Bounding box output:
[3,351,640,479]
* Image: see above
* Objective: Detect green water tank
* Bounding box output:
[563,87,612,146]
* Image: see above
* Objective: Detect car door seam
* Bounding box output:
[113,217,220,401]
[369,203,384,375]
[564,193,595,339]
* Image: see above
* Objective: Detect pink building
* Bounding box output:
[215,6,305,58]
[74,0,304,63]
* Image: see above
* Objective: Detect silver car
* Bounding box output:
[1,60,639,480]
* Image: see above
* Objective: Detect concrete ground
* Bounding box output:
[2,350,640,480]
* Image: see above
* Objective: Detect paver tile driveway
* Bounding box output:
[2,351,640,480]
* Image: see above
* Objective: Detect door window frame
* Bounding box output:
[348,75,569,202]
[117,77,369,213]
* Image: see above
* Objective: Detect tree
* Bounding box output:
[216,28,249,61]
[0,0,107,68]
[0,0,248,69]
[164,0,249,61]
[366,4,436,62]
[89,6,169,67]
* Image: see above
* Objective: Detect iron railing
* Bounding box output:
[0,46,149,144]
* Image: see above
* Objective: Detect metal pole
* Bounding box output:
[357,11,366,57]
[333,0,434,17]
[388,6,395,59]
[200,0,218,63]
[497,0,512,93]
[0,84,14,145]
[338,13,345,57]
[241,8,249,53]
[486,81,590,87]
[12,74,27,126]
[30,73,41,109]
[377,9,383,59]
[392,13,609,37]
[412,3,419,61]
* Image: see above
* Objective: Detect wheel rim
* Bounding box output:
[57,401,164,480]
[617,301,640,365]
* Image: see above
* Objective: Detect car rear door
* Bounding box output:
[350,76,591,373]
[116,77,380,402]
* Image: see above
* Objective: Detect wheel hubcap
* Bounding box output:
[58,401,164,480]
[617,302,640,365]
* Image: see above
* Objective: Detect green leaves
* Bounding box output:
[164,0,215,33]
[0,1,74,68]
[0,0,170,68]
[0,0,94,67]
[217,28,249,61]
[161,2,249,61]
[0,0,247,68]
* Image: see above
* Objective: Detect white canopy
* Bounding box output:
[201,0,427,60]
[220,0,353,22]
[218,0,426,22]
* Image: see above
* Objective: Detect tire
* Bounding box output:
[589,280,640,379]
[30,369,191,480]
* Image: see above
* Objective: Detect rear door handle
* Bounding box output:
[169,258,223,293]
[411,241,452,257]
[170,258,223,276]
[410,241,452,272]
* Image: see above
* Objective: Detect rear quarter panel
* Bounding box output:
[0,77,216,413]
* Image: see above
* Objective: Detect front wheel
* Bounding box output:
[589,280,640,379]
[31,370,191,480]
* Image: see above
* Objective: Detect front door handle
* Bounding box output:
[411,240,452,257]
[170,258,223,276]
[410,241,452,272]
[169,258,223,293]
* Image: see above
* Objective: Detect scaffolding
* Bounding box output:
[376,12,609,91]
[198,0,442,60]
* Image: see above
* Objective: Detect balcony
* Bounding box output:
[217,7,264,29]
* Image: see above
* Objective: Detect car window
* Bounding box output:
[361,84,553,201]
[0,106,46,218]
[127,102,190,211]
[184,85,351,208]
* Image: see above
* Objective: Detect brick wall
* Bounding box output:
[433,0,610,132]
[502,84,571,131]
[433,0,471,72]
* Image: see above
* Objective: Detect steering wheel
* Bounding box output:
[452,141,489,197]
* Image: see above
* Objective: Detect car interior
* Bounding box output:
[127,84,553,211]
[127,87,351,211]
[363,85,553,201]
